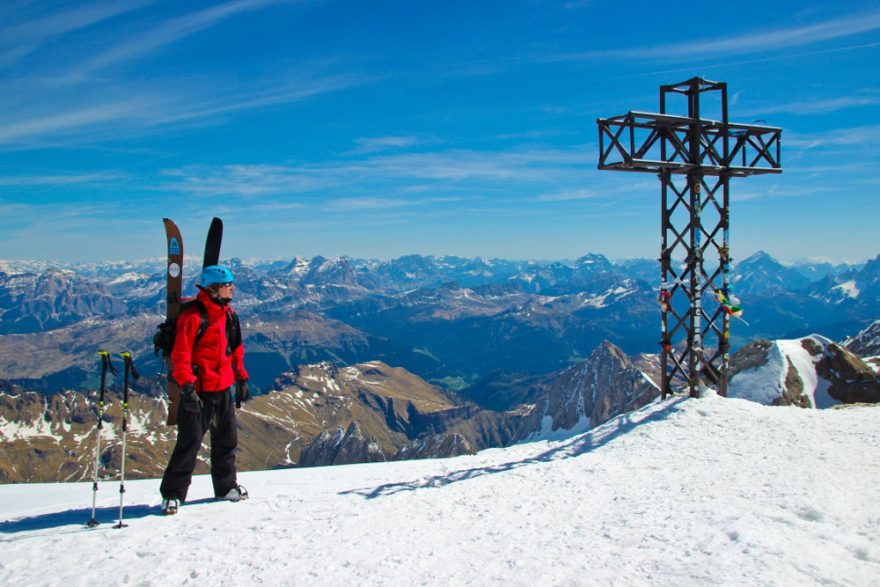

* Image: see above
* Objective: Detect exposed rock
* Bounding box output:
[844,320,880,358]
[513,341,660,439]
[771,357,811,408]
[392,433,475,461]
[0,386,172,483]
[730,340,773,375]
[298,421,386,467]
[819,342,880,404]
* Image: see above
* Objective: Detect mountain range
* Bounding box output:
[0,250,875,398]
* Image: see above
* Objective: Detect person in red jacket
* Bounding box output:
[160,265,250,515]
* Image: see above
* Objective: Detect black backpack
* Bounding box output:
[153,299,242,357]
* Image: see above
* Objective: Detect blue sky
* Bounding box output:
[1,0,879,264]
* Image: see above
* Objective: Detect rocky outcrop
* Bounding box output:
[298,422,386,467]
[392,433,474,461]
[844,320,880,359]
[730,339,773,374]
[513,341,660,439]
[817,341,880,404]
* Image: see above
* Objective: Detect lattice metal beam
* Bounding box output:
[597,77,782,398]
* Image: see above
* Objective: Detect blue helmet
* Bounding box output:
[199,265,234,288]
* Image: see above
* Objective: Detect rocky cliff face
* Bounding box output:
[844,320,880,362]
[298,422,387,467]
[512,341,660,440]
[392,433,474,461]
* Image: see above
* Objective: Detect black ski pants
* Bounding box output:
[160,387,238,502]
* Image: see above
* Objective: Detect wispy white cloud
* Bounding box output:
[352,135,423,153]
[160,145,593,200]
[327,197,416,210]
[537,188,597,202]
[0,171,127,186]
[74,0,288,75]
[652,11,880,59]
[327,195,464,211]
[549,10,880,63]
[154,74,368,126]
[744,95,880,116]
[0,97,160,144]
[785,124,880,149]
[363,147,590,182]
[162,164,325,197]
[0,72,364,146]
[0,1,153,67]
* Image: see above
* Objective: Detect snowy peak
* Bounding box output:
[731,250,810,296]
[302,255,358,286]
[729,335,880,407]
[806,253,880,306]
[575,252,613,272]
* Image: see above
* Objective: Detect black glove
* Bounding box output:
[180,383,203,414]
[236,380,250,404]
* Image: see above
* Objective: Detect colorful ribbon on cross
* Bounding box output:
[715,288,748,324]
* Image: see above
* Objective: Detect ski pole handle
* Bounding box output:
[97,350,118,404]
[118,352,136,405]
[98,351,109,404]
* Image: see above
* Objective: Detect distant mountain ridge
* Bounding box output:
[0,251,876,397]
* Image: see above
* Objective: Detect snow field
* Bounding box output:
[0,395,877,586]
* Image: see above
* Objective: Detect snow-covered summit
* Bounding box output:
[1,394,877,586]
[729,335,880,407]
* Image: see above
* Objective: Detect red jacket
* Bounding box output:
[171,289,248,392]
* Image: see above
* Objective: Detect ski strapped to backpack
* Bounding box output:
[162,218,185,426]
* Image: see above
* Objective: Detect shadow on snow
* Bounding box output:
[341,397,688,500]
[0,497,217,537]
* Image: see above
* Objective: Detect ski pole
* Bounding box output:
[86,350,117,528]
[115,352,140,529]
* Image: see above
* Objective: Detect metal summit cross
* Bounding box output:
[597,77,782,398]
